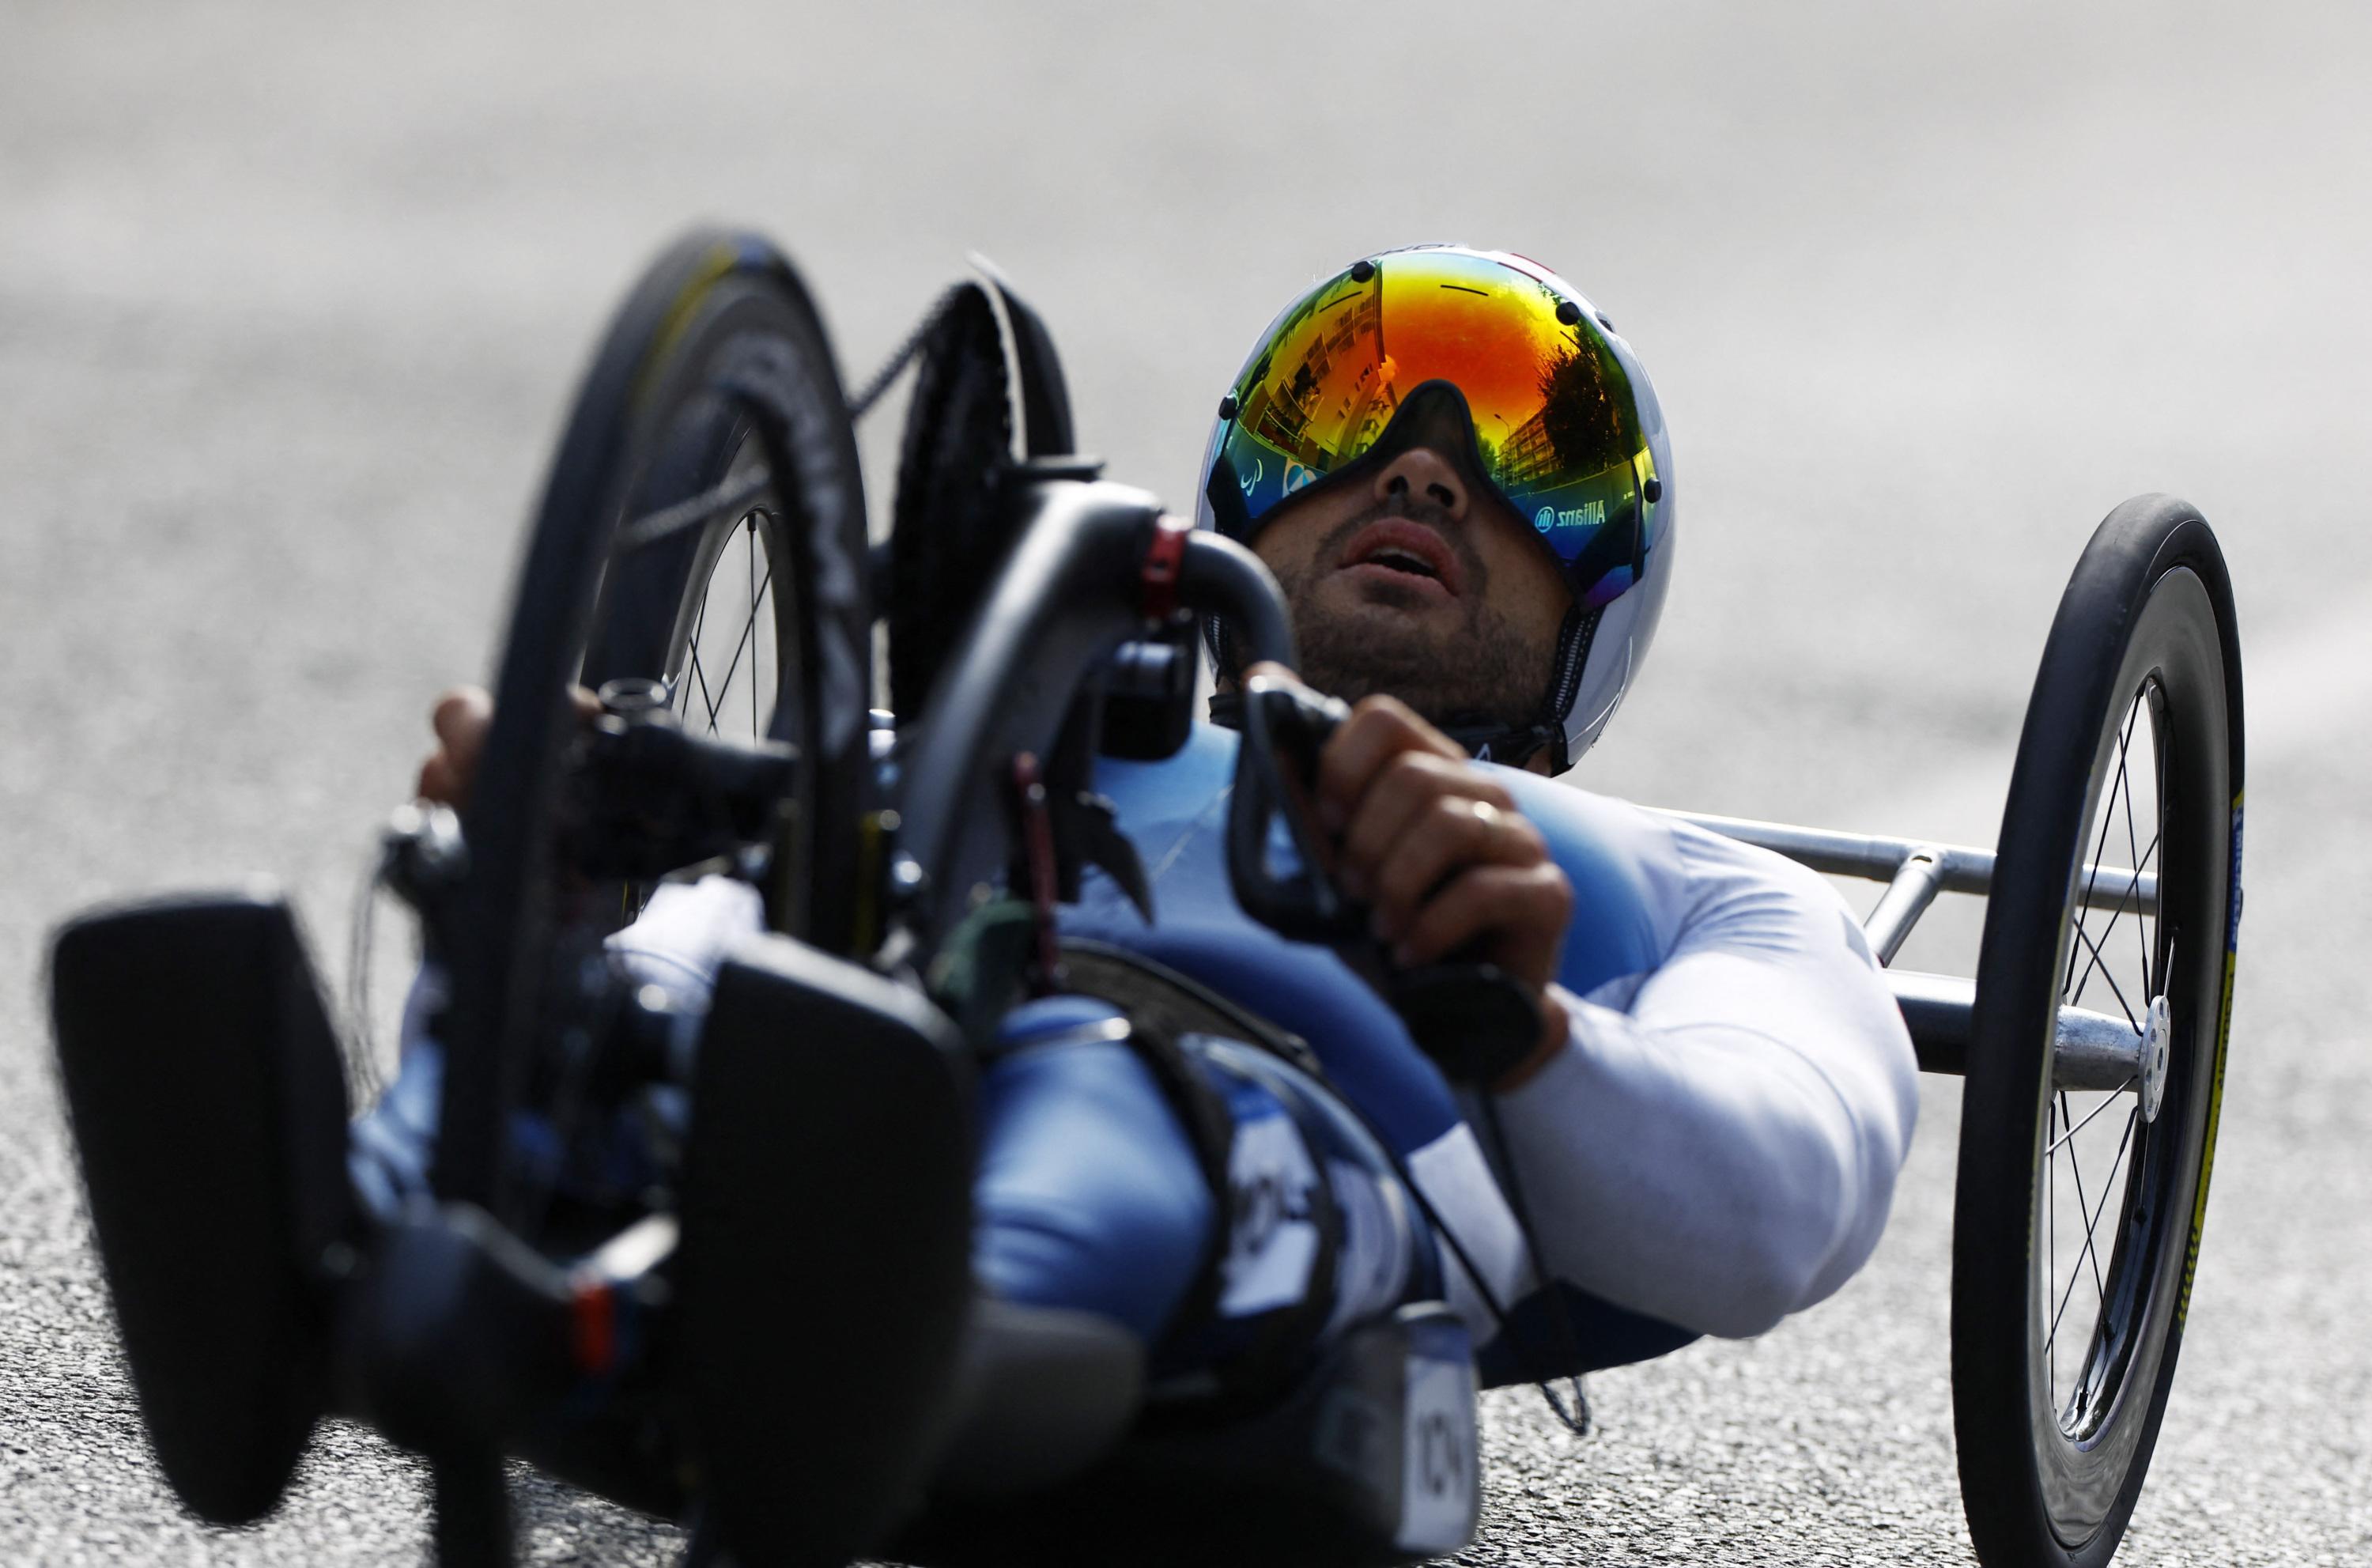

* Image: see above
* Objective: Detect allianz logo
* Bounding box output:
[1532,500,1606,533]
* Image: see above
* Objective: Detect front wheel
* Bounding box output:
[1952,495,2243,1567]
[437,228,874,1217]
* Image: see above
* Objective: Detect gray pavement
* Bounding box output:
[2,1,2366,1562]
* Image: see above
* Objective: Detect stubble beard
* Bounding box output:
[1268,509,1554,732]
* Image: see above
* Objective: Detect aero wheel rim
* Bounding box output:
[2026,566,2225,1548]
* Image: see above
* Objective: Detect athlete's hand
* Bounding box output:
[1248,665,1573,1084]
[414,685,600,810]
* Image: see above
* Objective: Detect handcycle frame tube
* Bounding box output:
[1655,809,2159,919]
[1862,849,1949,966]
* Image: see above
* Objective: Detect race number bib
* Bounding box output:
[1396,1353,1480,1554]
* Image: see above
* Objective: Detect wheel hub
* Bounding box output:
[2139,993,2171,1122]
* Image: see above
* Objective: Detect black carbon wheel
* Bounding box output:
[1953,495,2244,1567]
[438,228,874,1215]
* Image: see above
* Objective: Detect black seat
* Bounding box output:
[895,1303,1481,1568]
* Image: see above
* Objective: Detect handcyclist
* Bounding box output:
[147,248,1890,1568]
[385,247,1917,1424]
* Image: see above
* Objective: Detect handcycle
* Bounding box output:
[47,226,2241,1568]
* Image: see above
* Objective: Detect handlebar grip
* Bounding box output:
[1386,962,1544,1086]
[1223,671,1547,1086]
[1226,674,1356,943]
[1177,532,1297,671]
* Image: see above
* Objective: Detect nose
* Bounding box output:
[1373,446,1468,520]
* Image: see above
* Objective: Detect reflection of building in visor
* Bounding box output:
[1207,250,1659,609]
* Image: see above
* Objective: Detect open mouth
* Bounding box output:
[1363,546,1439,579]
[1337,518,1463,599]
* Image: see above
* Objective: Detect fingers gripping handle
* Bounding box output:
[1175,526,1542,1082]
[1225,672,1544,1085]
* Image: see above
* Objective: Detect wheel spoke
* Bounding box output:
[678,580,714,729]
[747,520,761,738]
[2059,1093,2110,1312]
[2066,829,2159,1019]
[708,558,773,712]
[689,639,720,735]
[2062,697,2138,998]
[2046,1095,2058,1393]
[2068,918,2142,1031]
[2045,1079,2139,1154]
[2122,723,2153,989]
[2044,1104,2140,1358]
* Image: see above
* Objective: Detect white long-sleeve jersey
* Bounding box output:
[1074,724,1921,1347]
[570,724,1918,1356]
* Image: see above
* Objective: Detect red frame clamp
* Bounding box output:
[570,1278,618,1378]
[1139,514,1191,622]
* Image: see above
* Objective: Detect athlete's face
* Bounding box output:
[1248,405,1573,738]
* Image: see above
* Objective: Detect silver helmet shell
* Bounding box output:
[1195,244,1675,772]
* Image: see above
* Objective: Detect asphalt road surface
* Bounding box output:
[3,2,2367,1562]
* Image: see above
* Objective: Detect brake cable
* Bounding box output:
[1332,1080,1592,1438]
[1474,1092,1593,1435]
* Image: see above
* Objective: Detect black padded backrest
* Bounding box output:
[677,933,974,1564]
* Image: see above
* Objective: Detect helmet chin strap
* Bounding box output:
[1207,692,1565,773]
[1435,718,1564,773]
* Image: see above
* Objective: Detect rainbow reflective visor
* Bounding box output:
[1207,249,1659,607]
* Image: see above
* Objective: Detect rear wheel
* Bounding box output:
[1953,495,2243,1567]
[888,281,1020,720]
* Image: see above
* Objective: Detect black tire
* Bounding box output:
[1953,495,2244,1567]
[888,282,1018,720]
[436,228,873,1213]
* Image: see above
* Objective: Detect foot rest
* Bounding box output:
[48,889,351,1524]
[678,934,974,1565]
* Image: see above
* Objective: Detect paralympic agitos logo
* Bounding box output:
[1534,499,1607,533]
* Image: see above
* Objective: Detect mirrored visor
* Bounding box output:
[1213,250,1656,606]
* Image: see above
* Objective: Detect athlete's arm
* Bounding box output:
[1482,815,1920,1340]
[1284,682,1914,1341]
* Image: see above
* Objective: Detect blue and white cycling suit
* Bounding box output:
[354,723,1917,1389]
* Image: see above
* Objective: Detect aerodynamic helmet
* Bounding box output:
[1195,244,1675,773]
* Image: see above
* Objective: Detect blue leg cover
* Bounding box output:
[971,1000,1216,1345]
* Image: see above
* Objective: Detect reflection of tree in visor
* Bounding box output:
[1205,249,1659,609]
